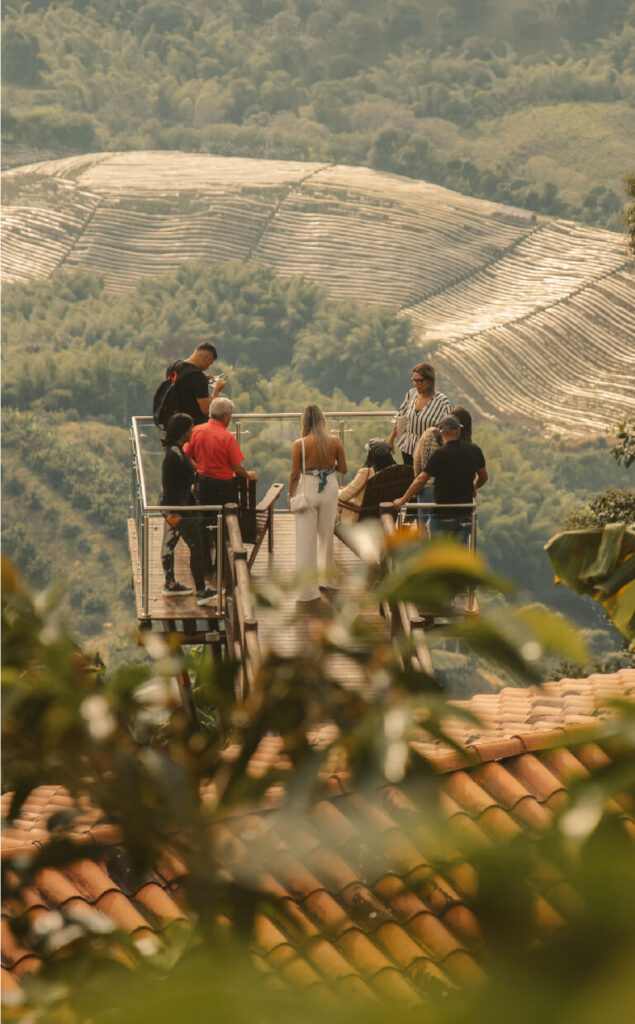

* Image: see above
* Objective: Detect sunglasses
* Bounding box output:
[412,377,430,384]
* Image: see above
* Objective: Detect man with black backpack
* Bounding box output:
[153,341,225,429]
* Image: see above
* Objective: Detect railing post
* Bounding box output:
[338,418,346,485]
[468,508,478,614]
[217,512,224,615]
[142,512,150,619]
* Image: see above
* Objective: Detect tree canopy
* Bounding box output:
[3,0,634,227]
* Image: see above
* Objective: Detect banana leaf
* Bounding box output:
[545,523,635,640]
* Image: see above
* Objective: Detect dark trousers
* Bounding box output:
[161,516,206,591]
[197,476,238,571]
[401,451,414,467]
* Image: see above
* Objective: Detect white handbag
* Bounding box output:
[395,413,408,440]
[289,438,310,513]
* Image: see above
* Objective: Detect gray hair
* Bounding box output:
[210,396,234,420]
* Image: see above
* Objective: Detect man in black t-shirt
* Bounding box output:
[170,341,226,425]
[394,415,488,545]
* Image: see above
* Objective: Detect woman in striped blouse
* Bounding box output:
[388,362,451,467]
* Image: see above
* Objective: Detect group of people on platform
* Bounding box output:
[157,344,487,607]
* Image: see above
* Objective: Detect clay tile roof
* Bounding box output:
[2,669,634,1003]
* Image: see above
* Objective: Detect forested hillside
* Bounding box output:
[3,0,635,227]
[2,262,632,657]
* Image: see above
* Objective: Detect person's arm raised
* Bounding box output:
[196,395,211,419]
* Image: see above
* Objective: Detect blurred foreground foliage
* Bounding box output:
[546,523,635,641]
[552,422,635,642]
[3,539,635,1021]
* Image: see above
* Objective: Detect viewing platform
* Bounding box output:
[128,412,477,701]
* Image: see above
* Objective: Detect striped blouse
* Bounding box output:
[396,389,451,456]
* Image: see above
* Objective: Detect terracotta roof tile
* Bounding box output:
[446,861,478,899]
[305,846,360,894]
[440,949,487,985]
[406,954,453,990]
[133,883,189,925]
[445,771,499,817]
[334,971,377,1000]
[506,752,565,803]
[63,860,119,903]
[2,670,633,1003]
[476,805,522,841]
[94,891,153,934]
[406,911,465,961]
[299,889,354,940]
[254,913,292,956]
[338,882,394,931]
[373,920,433,969]
[303,935,358,980]
[543,746,592,782]
[1,918,41,974]
[278,955,324,990]
[439,904,483,949]
[34,868,85,908]
[271,850,326,903]
[368,964,421,1003]
[1,965,23,997]
[273,896,321,942]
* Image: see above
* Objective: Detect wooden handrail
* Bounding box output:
[380,503,436,682]
[224,504,262,694]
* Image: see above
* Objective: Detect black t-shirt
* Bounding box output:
[172,361,209,425]
[160,445,197,511]
[424,440,486,516]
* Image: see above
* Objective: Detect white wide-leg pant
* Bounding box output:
[294,473,339,601]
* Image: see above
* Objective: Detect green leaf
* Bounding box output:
[545,526,635,639]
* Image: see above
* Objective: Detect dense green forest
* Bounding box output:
[2,262,632,665]
[3,0,635,227]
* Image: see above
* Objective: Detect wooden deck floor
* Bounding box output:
[249,515,389,692]
[128,513,389,690]
[127,517,220,624]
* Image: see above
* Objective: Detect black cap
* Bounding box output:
[439,415,461,431]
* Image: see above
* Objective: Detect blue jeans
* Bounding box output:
[417,484,435,527]
[428,514,472,547]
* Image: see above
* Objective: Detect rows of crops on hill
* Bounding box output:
[4,154,633,436]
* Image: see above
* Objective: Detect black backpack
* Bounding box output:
[152,360,199,428]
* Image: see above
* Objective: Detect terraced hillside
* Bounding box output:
[2,152,633,436]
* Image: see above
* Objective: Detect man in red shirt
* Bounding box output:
[184,398,258,572]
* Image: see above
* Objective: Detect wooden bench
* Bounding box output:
[236,478,285,568]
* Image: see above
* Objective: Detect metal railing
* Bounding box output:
[395,501,478,616]
[130,417,226,618]
[130,413,478,621]
[231,410,397,487]
[399,501,478,553]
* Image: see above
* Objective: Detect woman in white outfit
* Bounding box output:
[289,404,347,602]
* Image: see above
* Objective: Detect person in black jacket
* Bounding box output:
[160,413,217,606]
[394,414,488,545]
[167,341,225,425]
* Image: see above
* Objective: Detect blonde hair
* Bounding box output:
[301,403,329,464]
